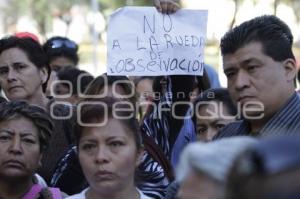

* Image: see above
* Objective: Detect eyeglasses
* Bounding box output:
[49,39,78,51]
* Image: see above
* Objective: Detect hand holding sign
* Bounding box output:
[107,7,208,76]
[153,0,180,14]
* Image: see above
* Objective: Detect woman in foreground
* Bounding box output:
[66,98,152,199]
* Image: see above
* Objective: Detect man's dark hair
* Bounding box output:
[84,73,136,105]
[221,15,295,62]
[43,36,79,67]
[0,101,54,152]
[0,36,50,92]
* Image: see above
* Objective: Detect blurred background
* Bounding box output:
[1,0,300,86]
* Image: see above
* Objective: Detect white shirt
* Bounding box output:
[65,188,153,199]
[65,188,87,199]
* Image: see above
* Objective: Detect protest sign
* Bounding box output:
[107,6,208,76]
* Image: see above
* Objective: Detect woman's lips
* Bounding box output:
[3,160,25,169]
[95,170,115,180]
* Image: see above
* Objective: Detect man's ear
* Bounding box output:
[40,67,49,84]
[283,58,297,82]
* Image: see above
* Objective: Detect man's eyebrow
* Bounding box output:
[240,58,260,65]
[224,58,261,72]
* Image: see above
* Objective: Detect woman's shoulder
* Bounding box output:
[65,188,88,199]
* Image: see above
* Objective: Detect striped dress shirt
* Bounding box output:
[214,93,300,139]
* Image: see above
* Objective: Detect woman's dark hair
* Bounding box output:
[0,101,53,152]
[56,67,94,95]
[193,88,237,129]
[83,73,136,105]
[194,88,237,116]
[75,97,142,150]
[133,76,154,118]
[43,36,79,66]
[0,36,50,92]
[152,68,211,98]
[134,76,154,86]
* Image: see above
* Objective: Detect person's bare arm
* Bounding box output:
[153,0,180,14]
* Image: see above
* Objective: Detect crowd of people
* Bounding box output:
[0,0,300,199]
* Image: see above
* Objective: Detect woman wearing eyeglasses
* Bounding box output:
[0,35,75,184]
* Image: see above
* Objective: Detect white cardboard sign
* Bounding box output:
[107,6,208,76]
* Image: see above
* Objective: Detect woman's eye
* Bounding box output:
[23,138,36,144]
[109,141,124,147]
[197,127,206,134]
[82,143,96,151]
[54,89,62,95]
[215,123,226,130]
[14,63,27,71]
